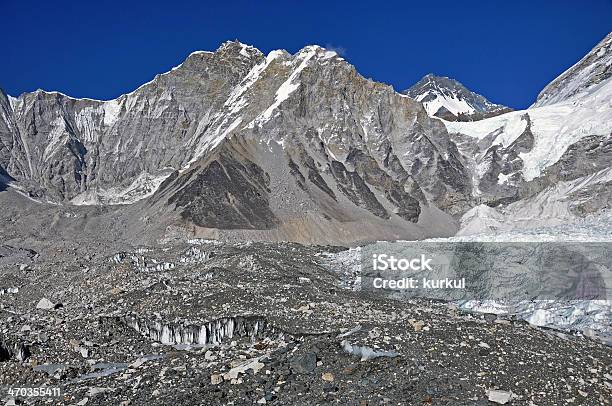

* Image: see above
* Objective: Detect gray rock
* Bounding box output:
[291,352,317,374]
[210,374,223,385]
[36,297,55,310]
[486,389,514,404]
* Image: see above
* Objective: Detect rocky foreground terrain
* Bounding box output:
[0,235,610,405]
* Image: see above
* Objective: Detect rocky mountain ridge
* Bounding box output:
[533,32,612,107]
[0,41,472,244]
[1,33,612,243]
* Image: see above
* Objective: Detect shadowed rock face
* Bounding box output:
[291,138,336,201]
[394,71,612,219]
[520,133,612,214]
[460,128,612,210]
[536,133,612,184]
[466,113,535,206]
[344,149,421,222]
[329,160,390,220]
[168,149,277,230]
[2,35,612,242]
[449,93,611,211]
[0,91,28,187]
[0,166,11,192]
[0,337,30,362]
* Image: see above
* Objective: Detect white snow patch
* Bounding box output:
[187,115,244,168]
[7,95,19,110]
[224,51,283,115]
[238,43,256,58]
[445,79,612,181]
[252,48,317,126]
[533,33,612,107]
[497,172,511,184]
[322,50,337,60]
[185,50,285,167]
[42,117,68,161]
[71,170,174,206]
[444,110,528,143]
[418,91,475,117]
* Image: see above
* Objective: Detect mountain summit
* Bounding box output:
[403,74,511,121]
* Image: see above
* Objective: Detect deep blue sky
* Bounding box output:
[2,1,611,109]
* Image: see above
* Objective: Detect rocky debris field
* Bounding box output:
[0,240,610,405]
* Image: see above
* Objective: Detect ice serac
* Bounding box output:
[533,32,612,107]
[403,74,511,121]
[123,315,267,346]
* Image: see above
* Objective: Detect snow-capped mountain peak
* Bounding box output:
[403,74,510,121]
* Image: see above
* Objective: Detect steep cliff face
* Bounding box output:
[157,45,473,241]
[1,42,266,203]
[0,42,472,243]
[0,90,27,185]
